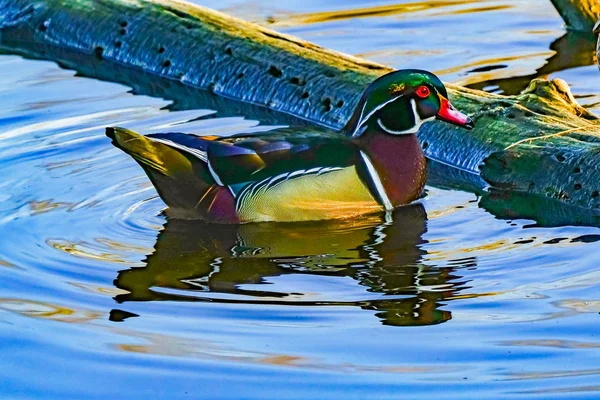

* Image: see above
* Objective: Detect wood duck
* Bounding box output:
[107,69,474,223]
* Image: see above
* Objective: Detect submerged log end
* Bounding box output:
[518,77,597,120]
[481,76,600,210]
[482,146,600,210]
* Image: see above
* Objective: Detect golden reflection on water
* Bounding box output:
[436,52,553,85]
[268,0,485,27]
[0,257,18,269]
[68,282,129,297]
[555,299,600,314]
[500,339,600,349]
[116,329,455,374]
[0,297,456,373]
[0,298,101,323]
[465,31,597,95]
[29,199,71,215]
[47,239,139,264]
[503,368,600,381]
[519,386,600,395]
[426,238,529,261]
[437,4,511,16]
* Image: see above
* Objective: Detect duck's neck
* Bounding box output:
[354,128,427,207]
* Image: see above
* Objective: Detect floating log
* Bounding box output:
[2,0,600,214]
[550,0,599,33]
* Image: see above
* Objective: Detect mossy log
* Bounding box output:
[2,0,600,214]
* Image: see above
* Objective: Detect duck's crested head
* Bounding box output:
[345,69,474,137]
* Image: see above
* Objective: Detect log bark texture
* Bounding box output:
[1,0,600,212]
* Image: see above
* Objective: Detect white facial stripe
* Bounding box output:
[360,151,393,211]
[375,99,434,135]
[411,98,421,127]
[352,94,404,137]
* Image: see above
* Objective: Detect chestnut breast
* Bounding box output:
[359,134,427,206]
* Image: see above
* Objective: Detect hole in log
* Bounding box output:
[225,47,233,56]
[555,154,566,162]
[120,21,128,28]
[94,46,104,60]
[290,77,304,85]
[573,167,582,174]
[336,100,344,108]
[593,191,599,198]
[114,41,122,48]
[507,113,516,119]
[158,47,165,54]
[301,91,309,99]
[119,28,127,35]
[269,66,283,78]
[422,141,429,149]
[162,60,172,68]
[237,73,244,79]
[39,22,48,32]
[574,183,582,190]
[324,71,336,77]
[323,98,332,112]
[525,111,534,117]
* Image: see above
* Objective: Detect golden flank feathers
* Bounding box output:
[237,166,382,222]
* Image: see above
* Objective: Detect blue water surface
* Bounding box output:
[1,1,600,399]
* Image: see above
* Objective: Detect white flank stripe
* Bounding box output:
[149,137,208,161]
[148,136,227,186]
[360,151,393,211]
[207,159,224,186]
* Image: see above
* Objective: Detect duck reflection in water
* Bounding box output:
[114,204,470,326]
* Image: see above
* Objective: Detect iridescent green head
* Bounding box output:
[345,69,474,136]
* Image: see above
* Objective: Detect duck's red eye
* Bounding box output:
[415,86,430,98]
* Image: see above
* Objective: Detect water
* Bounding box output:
[2,1,600,398]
